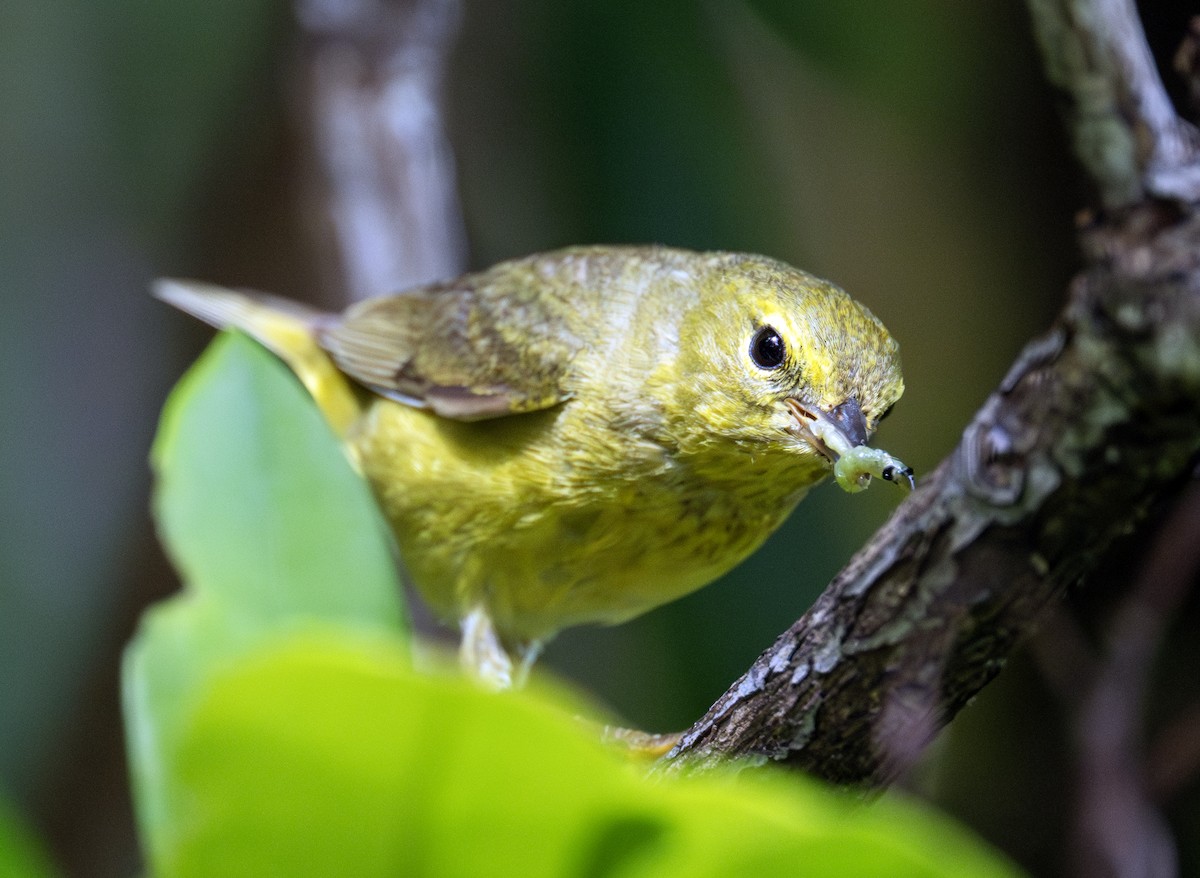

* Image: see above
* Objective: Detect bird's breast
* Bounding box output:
[349,396,819,643]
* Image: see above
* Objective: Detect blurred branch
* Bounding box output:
[1032,482,1200,878]
[1150,700,1200,802]
[1069,482,1200,877]
[1171,17,1200,119]
[296,0,467,301]
[662,0,1200,784]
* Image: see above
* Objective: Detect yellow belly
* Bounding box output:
[350,397,820,645]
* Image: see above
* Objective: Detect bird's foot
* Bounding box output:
[601,726,683,760]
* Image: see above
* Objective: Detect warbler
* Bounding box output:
[156,245,911,688]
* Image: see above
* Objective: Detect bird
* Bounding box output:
[155,245,912,688]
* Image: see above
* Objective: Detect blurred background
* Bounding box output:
[2,1,1198,875]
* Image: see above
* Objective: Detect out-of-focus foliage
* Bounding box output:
[149,332,405,631]
[142,631,1023,878]
[0,0,291,870]
[127,332,406,859]
[126,333,1021,878]
[0,796,57,878]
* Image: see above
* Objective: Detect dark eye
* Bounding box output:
[750,326,786,369]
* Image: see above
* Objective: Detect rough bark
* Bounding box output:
[663,0,1200,784]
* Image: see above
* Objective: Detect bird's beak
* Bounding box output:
[784,397,869,463]
[785,396,915,492]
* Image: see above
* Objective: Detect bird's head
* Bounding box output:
[658,253,909,492]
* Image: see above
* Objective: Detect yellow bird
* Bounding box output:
[156,245,911,688]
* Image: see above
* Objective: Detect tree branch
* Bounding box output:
[1027,0,1200,207]
[296,0,467,301]
[662,0,1200,783]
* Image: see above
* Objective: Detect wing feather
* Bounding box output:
[318,260,583,421]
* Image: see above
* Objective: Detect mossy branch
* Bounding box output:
[662,0,1200,783]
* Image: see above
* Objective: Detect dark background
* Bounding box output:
[2,2,1197,875]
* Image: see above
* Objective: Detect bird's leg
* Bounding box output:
[510,639,543,689]
[459,605,515,689]
[460,610,679,756]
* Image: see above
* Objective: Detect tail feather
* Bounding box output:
[154,279,363,437]
[153,278,330,335]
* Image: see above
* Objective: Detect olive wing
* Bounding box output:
[318,273,582,421]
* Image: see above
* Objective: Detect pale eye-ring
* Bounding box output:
[749,326,786,370]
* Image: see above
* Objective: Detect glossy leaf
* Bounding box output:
[150,332,405,629]
[128,333,408,865]
[0,796,57,878]
[155,632,1021,878]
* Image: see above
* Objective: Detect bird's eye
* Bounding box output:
[749,326,786,370]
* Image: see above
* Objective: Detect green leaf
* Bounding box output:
[0,795,57,878]
[153,632,1021,878]
[150,332,406,629]
[124,595,250,857]
[129,332,410,864]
